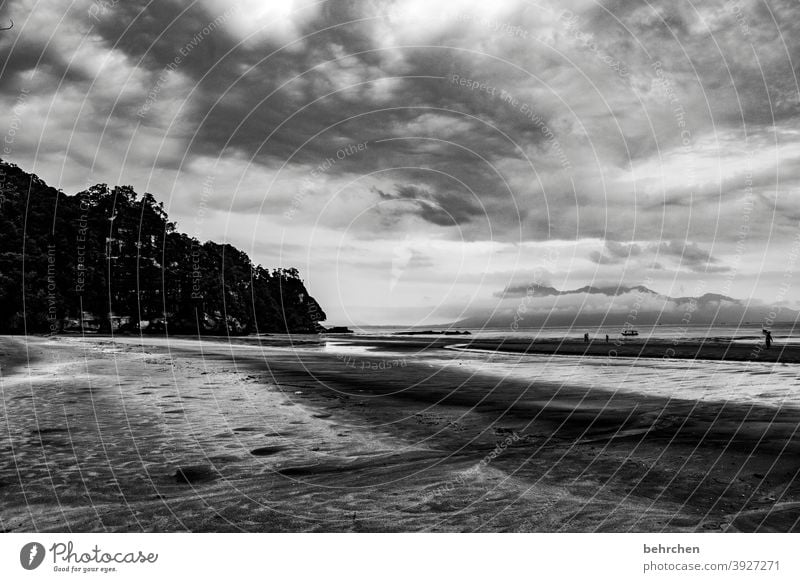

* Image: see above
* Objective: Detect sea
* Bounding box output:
[323,324,800,409]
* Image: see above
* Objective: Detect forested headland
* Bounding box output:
[0,159,326,335]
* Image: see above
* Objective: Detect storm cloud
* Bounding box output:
[2,0,799,324]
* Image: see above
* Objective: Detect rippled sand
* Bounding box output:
[1,334,799,532]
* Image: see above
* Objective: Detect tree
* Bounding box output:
[0,158,326,335]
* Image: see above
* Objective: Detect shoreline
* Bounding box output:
[10,331,796,363]
[458,338,798,363]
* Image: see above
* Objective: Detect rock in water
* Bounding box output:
[173,465,218,484]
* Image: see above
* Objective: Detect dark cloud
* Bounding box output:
[587,239,728,273]
[652,240,728,272]
[372,183,483,226]
[589,240,643,264]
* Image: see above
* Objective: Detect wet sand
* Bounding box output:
[460,337,800,363]
[1,334,799,532]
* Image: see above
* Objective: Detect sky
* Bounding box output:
[1,0,800,326]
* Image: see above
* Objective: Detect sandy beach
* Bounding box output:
[2,333,799,532]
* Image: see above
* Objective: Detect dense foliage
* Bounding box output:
[0,159,325,334]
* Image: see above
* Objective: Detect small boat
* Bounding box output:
[621,329,639,336]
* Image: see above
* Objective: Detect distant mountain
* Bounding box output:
[0,159,326,334]
[496,283,676,299]
[462,283,796,329]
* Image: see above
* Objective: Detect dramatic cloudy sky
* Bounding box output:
[2,0,800,325]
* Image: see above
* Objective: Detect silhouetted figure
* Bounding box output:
[764,330,772,349]
[605,334,609,343]
[584,332,589,343]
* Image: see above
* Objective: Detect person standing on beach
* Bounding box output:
[765,330,772,349]
[584,332,589,343]
[605,334,609,343]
